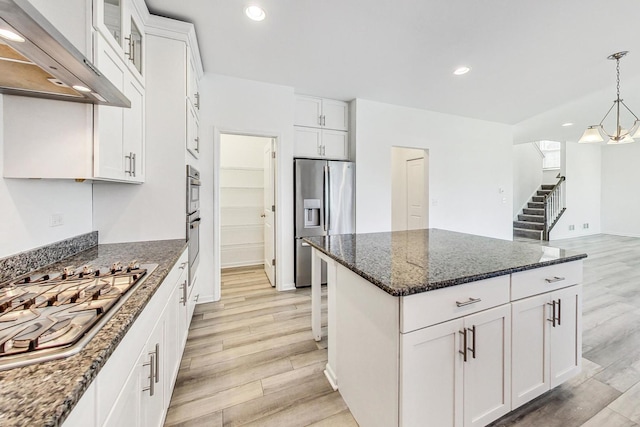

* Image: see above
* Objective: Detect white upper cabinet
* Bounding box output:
[93,33,145,183]
[94,0,145,85]
[294,95,350,160]
[295,95,349,131]
[187,48,200,117]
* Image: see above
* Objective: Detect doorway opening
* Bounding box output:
[219,134,276,289]
[391,147,429,231]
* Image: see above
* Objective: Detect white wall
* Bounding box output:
[600,143,640,237]
[543,169,561,184]
[220,134,267,268]
[355,99,514,240]
[549,141,601,240]
[199,74,296,300]
[513,143,543,217]
[391,147,428,231]
[0,95,93,258]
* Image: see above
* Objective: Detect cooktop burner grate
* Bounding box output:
[0,261,157,370]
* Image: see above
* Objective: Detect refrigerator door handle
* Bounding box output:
[324,165,329,233]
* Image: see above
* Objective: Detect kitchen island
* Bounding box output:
[304,229,587,427]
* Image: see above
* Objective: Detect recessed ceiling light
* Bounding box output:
[561,122,574,127]
[0,28,25,42]
[72,85,92,93]
[245,6,266,21]
[453,66,471,76]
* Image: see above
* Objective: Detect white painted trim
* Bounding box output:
[214,127,284,296]
[144,15,204,78]
[279,282,296,291]
[196,295,215,304]
[221,259,264,269]
[325,364,339,391]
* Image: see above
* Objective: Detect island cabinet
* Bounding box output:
[62,248,196,427]
[331,260,582,427]
[510,263,582,408]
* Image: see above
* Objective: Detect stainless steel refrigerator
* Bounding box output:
[295,159,355,287]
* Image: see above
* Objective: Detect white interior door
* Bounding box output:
[263,139,276,286]
[407,157,426,229]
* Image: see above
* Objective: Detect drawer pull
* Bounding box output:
[545,276,565,283]
[456,297,482,307]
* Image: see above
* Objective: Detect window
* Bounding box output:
[540,140,561,170]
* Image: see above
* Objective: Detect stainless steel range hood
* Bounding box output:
[0,0,130,107]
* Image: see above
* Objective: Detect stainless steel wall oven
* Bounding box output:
[187,166,201,287]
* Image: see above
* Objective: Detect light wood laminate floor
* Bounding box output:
[166,234,640,426]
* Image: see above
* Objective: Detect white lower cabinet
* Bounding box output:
[335,260,583,427]
[511,284,582,408]
[103,349,144,427]
[401,305,511,427]
[141,319,165,427]
[64,249,193,427]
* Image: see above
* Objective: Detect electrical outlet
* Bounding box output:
[569,224,575,231]
[50,213,64,227]
[583,223,589,229]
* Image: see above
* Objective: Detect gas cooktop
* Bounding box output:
[0,261,157,371]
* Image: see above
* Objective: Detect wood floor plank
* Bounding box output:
[221,376,335,426]
[240,390,348,427]
[164,381,263,425]
[261,360,327,395]
[307,410,359,427]
[189,330,313,369]
[175,341,319,388]
[170,357,292,406]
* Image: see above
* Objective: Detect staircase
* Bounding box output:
[513,184,555,240]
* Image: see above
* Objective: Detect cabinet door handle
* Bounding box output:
[179,261,188,270]
[318,115,322,126]
[458,329,467,362]
[142,352,155,396]
[467,325,476,359]
[195,137,200,153]
[132,153,136,177]
[557,298,562,326]
[195,92,200,110]
[180,280,188,306]
[124,35,133,60]
[456,297,481,307]
[125,152,132,176]
[545,276,565,283]
[547,300,557,327]
[194,294,200,302]
[154,343,160,384]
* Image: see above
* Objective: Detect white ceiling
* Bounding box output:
[146,0,640,138]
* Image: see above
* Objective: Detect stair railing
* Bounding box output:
[543,174,566,241]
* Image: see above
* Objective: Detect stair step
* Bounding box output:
[528,202,544,209]
[532,196,545,203]
[541,184,555,190]
[523,208,544,216]
[537,190,551,196]
[513,221,544,230]
[517,214,544,223]
[514,228,542,240]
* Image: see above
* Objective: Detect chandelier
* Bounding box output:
[579,51,640,144]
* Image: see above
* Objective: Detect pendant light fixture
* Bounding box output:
[579,51,640,144]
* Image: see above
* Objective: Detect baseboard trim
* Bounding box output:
[279,282,296,292]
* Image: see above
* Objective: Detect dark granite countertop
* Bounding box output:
[0,239,187,427]
[303,229,587,296]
